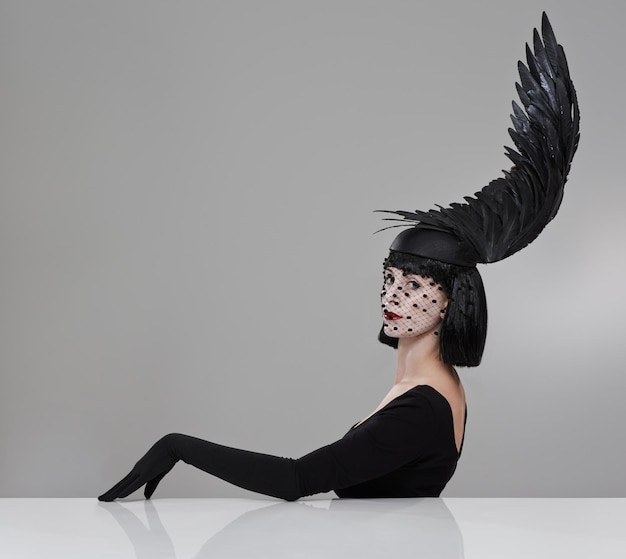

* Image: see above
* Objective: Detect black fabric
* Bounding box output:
[98,386,464,501]
[389,227,478,267]
[376,14,579,266]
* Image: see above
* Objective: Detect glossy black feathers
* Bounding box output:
[379,13,580,264]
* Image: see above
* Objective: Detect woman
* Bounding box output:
[99,13,578,502]
[99,237,481,501]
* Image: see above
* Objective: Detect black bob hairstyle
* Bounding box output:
[378,250,488,367]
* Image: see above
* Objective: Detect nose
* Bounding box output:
[381,288,400,307]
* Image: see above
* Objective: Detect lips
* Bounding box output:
[384,310,402,321]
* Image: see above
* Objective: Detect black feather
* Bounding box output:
[378,13,580,264]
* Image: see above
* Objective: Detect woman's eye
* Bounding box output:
[407,281,420,290]
[384,275,394,285]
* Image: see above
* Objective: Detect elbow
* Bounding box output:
[274,485,304,501]
[281,492,301,502]
[274,466,306,501]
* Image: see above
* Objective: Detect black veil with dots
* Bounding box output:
[379,252,487,367]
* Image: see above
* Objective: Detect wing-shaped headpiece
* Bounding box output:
[380,12,580,266]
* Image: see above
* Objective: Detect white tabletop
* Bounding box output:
[1,498,624,558]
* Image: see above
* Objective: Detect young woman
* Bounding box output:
[99,13,578,502]
[99,236,482,502]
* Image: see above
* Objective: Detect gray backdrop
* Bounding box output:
[2,0,624,498]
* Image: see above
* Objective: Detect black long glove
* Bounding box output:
[99,388,449,502]
[98,433,302,502]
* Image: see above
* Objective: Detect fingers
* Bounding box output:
[99,470,167,501]
[98,435,180,501]
[116,472,148,499]
[144,472,167,499]
[98,471,141,502]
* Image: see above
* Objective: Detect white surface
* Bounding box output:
[0,498,624,558]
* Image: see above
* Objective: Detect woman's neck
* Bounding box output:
[394,334,454,386]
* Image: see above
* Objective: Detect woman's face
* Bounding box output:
[381,267,448,339]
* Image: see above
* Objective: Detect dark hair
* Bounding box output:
[378,250,487,367]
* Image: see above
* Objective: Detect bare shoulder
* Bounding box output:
[426,368,464,405]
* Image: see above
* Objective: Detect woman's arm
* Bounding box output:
[99,434,302,501]
[98,391,437,501]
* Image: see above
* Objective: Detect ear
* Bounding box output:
[439,300,448,319]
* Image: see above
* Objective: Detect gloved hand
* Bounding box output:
[98,434,181,501]
[99,432,304,501]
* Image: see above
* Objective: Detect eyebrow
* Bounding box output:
[384,267,421,280]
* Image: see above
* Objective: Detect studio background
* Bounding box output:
[1,0,623,498]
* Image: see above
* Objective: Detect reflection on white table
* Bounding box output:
[0,498,624,558]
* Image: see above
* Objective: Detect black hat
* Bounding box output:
[389,226,478,267]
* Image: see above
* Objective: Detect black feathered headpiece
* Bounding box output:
[379,13,580,267]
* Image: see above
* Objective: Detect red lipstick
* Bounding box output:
[384,310,402,321]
